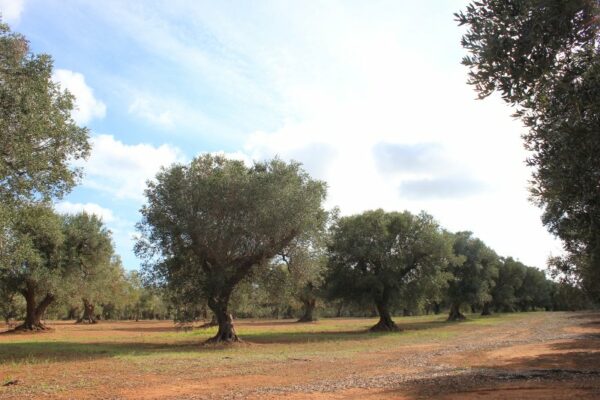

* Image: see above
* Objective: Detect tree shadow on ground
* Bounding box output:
[0,317,456,364]
[391,315,600,399]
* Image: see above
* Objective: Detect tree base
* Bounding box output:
[204,332,242,344]
[480,310,492,316]
[297,315,317,323]
[447,312,466,321]
[75,318,98,324]
[369,319,400,332]
[12,322,52,332]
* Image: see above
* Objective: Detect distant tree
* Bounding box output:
[456,1,600,301]
[515,266,552,311]
[281,229,328,323]
[97,256,132,320]
[400,255,452,316]
[0,204,65,330]
[0,21,90,206]
[122,271,144,321]
[325,210,454,331]
[491,257,527,313]
[62,213,114,323]
[136,155,327,343]
[446,232,499,321]
[550,281,593,311]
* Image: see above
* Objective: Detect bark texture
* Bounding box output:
[206,296,240,343]
[447,303,466,321]
[481,302,492,316]
[15,285,54,331]
[297,298,317,322]
[76,299,97,324]
[370,301,400,332]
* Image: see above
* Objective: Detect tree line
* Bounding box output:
[2,0,600,343]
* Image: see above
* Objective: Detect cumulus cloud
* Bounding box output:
[78,135,184,201]
[53,69,107,125]
[55,201,115,223]
[0,0,25,24]
[62,1,559,268]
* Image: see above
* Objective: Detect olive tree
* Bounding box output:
[62,212,115,323]
[0,204,64,330]
[0,21,90,205]
[325,209,454,332]
[456,0,600,301]
[136,155,327,343]
[446,232,500,321]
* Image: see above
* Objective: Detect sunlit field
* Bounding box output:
[1,312,599,399]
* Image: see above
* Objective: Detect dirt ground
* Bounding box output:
[0,312,598,399]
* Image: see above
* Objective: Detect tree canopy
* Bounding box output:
[62,212,115,324]
[136,154,327,342]
[0,21,90,205]
[456,0,600,301]
[325,209,454,331]
[446,231,499,320]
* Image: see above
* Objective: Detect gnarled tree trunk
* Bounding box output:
[76,299,97,324]
[447,303,466,321]
[206,296,240,343]
[297,298,316,322]
[370,301,399,332]
[481,302,492,316]
[16,284,54,331]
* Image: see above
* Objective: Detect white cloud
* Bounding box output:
[52,69,106,125]
[79,134,185,201]
[68,1,560,269]
[128,96,175,129]
[0,0,25,24]
[55,201,115,223]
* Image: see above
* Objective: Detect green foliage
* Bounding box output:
[0,21,90,205]
[491,257,527,312]
[0,204,65,298]
[325,209,454,329]
[515,265,553,311]
[62,213,115,310]
[446,232,499,315]
[136,154,327,339]
[456,0,600,301]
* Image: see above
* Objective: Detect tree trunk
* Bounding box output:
[76,299,97,324]
[336,301,344,318]
[481,302,492,316]
[66,306,79,320]
[402,308,411,317]
[16,287,54,331]
[370,301,399,332]
[297,298,316,322]
[447,303,466,321]
[433,302,441,315]
[206,297,240,344]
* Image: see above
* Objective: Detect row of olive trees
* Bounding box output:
[0,20,175,329]
[135,154,592,343]
[0,206,126,329]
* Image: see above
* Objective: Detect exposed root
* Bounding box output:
[369,319,401,332]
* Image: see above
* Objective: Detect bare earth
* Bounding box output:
[0,312,598,399]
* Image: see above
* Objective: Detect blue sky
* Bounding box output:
[1,0,561,270]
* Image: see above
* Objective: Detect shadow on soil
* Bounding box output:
[403,313,600,399]
[0,317,456,364]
